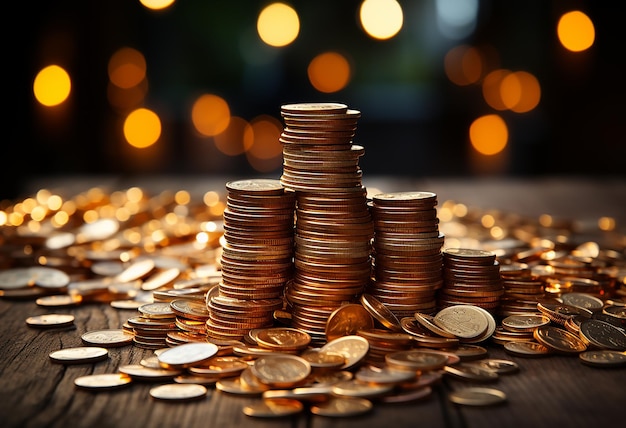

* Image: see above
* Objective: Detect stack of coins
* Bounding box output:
[438,248,504,314]
[205,179,295,341]
[278,102,374,344]
[498,262,549,317]
[129,302,178,349]
[367,191,444,318]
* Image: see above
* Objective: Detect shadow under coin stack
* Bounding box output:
[367,192,444,318]
[205,179,295,342]
[438,248,505,315]
[279,102,374,345]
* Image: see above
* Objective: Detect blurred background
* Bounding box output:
[9,0,625,200]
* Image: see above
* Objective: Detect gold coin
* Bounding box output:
[325,304,374,342]
[354,365,416,384]
[385,349,448,371]
[433,305,489,339]
[36,294,82,307]
[299,348,346,369]
[115,259,155,283]
[467,358,519,374]
[448,387,506,406]
[503,341,551,357]
[189,356,249,377]
[26,313,75,328]
[320,335,370,370]
[157,342,219,369]
[149,383,207,401]
[141,267,181,291]
[310,397,373,417]
[74,373,132,390]
[579,349,626,367]
[443,363,499,382]
[242,398,304,418]
[251,354,311,388]
[255,327,312,352]
[559,292,604,312]
[138,302,176,319]
[281,102,349,115]
[360,294,401,331]
[533,325,587,354]
[578,319,626,351]
[81,329,134,347]
[501,314,551,332]
[49,346,109,364]
[118,364,182,381]
[216,376,266,396]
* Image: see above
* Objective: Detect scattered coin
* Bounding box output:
[243,398,304,418]
[579,350,626,368]
[448,387,507,406]
[157,342,219,369]
[310,397,373,417]
[49,346,109,364]
[81,329,134,347]
[149,383,207,401]
[26,313,75,328]
[74,373,132,390]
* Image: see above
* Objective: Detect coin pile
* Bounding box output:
[129,302,177,349]
[368,191,444,318]
[278,103,374,344]
[438,248,504,315]
[498,262,550,317]
[206,179,295,341]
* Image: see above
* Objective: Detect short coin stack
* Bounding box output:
[206,179,295,341]
[368,191,444,318]
[438,248,504,315]
[278,102,374,344]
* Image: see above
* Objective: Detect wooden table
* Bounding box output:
[1,175,625,428]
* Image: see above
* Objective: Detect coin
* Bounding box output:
[74,373,132,390]
[326,304,374,342]
[255,327,311,352]
[578,319,626,351]
[157,342,219,369]
[354,365,416,384]
[26,313,75,328]
[49,346,109,364]
[533,325,587,354]
[320,335,370,370]
[467,358,519,374]
[81,329,134,347]
[115,259,155,283]
[149,383,207,401]
[242,398,304,418]
[579,349,626,367]
[310,397,373,417]
[559,292,604,312]
[360,294,402,331]
[443,363,499,382]
[501,314,551,332]
[251,354,311,388]
[138,302,175,319]
[448,387,507,406]
[385,349,448,371]
[118,364,182,381]
[433,305,489,339]
[503,341,551,357]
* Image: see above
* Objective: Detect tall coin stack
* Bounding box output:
[438,248,504,315]
[367,192,445,318]
[279,103,374,345]
[205,179,295,342]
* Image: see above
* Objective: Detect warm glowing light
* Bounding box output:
[244,115,284,173]
[214,116,249,156]
[257,3,300,47]
[124,108,161,149]
[469,114,508,156]
[482,69,510,111]
[500,71,541,113]
[192,94,231,137]
[33,65,71,107]
[308,52,351,93]
[359,0,404,40]
[558,11,595,52]
[598,216,616,231]
[46,195,63,211]
[139,0,176,10]
[174,190,191,205]
[108,47,147,89]
[444,45,483,86]
[108,79,148,111]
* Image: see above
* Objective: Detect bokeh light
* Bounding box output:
[500,71,541,113]
[191,94,231,137]
[444,45,483,86]
[469,114,508,156]
[359,0,404,40]
[33,65,71,107]
[123,108,162,149]
[482,69,510,111]
[108,47,147,89]
[558,11,595,52]
[307,52,351,93]
[213,116,249,156]
[139,0,176,11]
[257,3,300,47]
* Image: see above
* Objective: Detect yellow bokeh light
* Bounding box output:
[257,3,300,47]
[33,65,71,107]
[123,108,162,149]
[214,116,249,156]
[444,45,483,86]
[108,47,147,89]
[307,52,351,93]
[557,11,595,52]
[244,115,284,173]
[192,94,231,137]
[500,71,541,113]
[469,114,508,156]
[139,0,176,10]
[359,0,404,40]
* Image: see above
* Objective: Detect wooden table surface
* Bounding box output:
[1,175,625,428]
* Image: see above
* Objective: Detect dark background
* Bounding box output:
[8,1,625,200]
